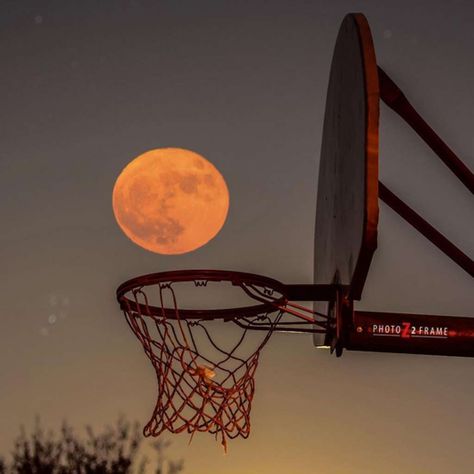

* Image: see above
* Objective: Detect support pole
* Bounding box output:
[348,310,474,358]
[378,67,474,194]
[379,182,474,277]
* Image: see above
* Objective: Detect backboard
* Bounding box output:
[314,13,379,300]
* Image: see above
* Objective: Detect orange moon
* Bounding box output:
[112,148,229,255]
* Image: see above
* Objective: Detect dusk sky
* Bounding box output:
[1,1,473,473]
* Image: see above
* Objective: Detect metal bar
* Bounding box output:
[272,304,317,324]
[232,319,326,334]
[379,182,474,277]
[378,67,474,194]
[285,301,328,319]
[283,284,338,301]
[348,311,474,358]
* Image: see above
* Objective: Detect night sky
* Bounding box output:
[1,1,473,473]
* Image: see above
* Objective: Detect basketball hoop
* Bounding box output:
[117,270,326,451]
[114,11,474,454]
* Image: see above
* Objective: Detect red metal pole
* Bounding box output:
[378,67,474,194]
[348,311,474,357]
[379,182,474,278]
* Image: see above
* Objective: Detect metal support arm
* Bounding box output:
[347,310,474,358]
[378,67,474,194]
[379,182,474,277]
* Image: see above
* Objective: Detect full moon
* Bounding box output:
[112,148,229,255]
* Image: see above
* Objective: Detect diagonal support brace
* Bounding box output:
[378,67,474,194]
[379,182,474,277]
